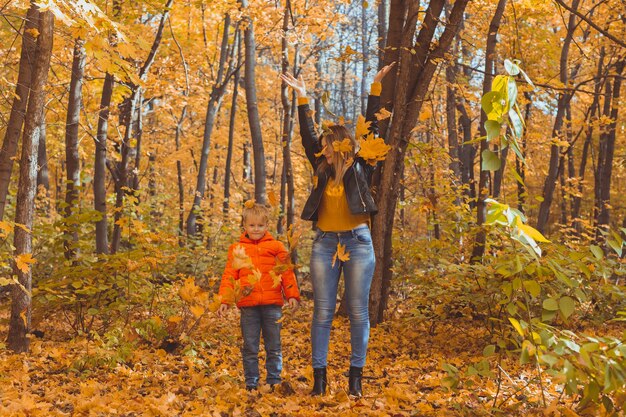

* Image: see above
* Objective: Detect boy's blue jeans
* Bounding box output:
[310,224,376,368]
[240,305,283,387]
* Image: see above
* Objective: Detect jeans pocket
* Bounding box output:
[313,230,326,243]
[352,228,372,244]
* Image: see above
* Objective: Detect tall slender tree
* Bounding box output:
[0,4,39,221]
[8,6,54,353]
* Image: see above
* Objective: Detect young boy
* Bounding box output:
[218,202,300,391]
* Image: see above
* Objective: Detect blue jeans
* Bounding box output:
[240,305,283,387]
[310,224,376,368]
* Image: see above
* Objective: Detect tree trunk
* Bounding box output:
[241,0,267,204]
[224,50,241,218]
[595,59,624,238]
[64,38,86,260]
[111,0,173,252]
[36,120,49,194]
[376,0,388,67]
[360,0,370,114]
[471,0,507,263]
[572,47,605,230]
[8,7,53,353]
[0,4,39,221]
[369,0,469,325]
[445,64,461,183]
[94,72,113,255]
[187,14,232,236]
[536,0,580,234]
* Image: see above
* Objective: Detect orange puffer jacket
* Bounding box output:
[219,231,300,308]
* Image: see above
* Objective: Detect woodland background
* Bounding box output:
[0,0,625,415]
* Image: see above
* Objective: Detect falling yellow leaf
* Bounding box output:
[355,115,372,139]
[375,108,392,121]
[358,137,391,165]
[20,309,27,326]
[332,243,350,267]
[267,190,278,207]
[286,224,303,250]
[332,138,353,153]
[244,199,256,208]
[312,175,319,189]
[314,146,326,158]
[419,107,432,121]
[247,268,262,286]
[270,270,282,288]
[232,245,253,270]
[15,253,36,273]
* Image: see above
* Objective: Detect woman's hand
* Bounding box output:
[280,72,307,97]
[373,62,396,83]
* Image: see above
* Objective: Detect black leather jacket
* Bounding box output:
[297,94,381,221]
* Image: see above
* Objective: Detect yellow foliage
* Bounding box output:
[269,270,282,288]
[358,136,391,165]
[332,138,353,153]
[15,253,36,274]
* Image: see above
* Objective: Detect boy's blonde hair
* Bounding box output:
[242,201,270,224]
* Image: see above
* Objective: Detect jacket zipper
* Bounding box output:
[353,166,367,212]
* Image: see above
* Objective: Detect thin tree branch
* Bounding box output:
[552,0,626,48]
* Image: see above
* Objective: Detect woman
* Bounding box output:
[281,63,395,397]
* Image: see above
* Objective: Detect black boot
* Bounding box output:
[311,367,327,396]
[348,366,363,397]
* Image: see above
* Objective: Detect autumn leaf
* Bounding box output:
[247,268,262,286]
[207,294,222,313]
[0,220,13,238]
[286,224,303,250]
[267,190,278,207]
[312,175,319,189]
[332,138,353,153]
[244,199,256,208]
[25,28,40,39]
[179,277,200,303]
[332,242,350,267]
[269,270,282,288]
[232,245,253,270]
[314,146,326,158]
[242,286,253,297]
[375,108,392,121]
[190,304,205,318]
[15,253,36,273]
[419,107,432,121]
[355,115,372,139]
[358,136,391,165]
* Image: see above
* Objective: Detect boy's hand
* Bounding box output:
[217,304,229,318]
[286,298,300,311]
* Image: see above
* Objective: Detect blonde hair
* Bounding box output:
[317,124,359,185]
[242,202,270,224]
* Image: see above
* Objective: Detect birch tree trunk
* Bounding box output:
[241,0,267,204]
[0,4,39,221]
[8,7,53,353]
[64,38,86,259]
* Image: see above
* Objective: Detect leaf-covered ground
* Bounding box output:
[0,287,613,416]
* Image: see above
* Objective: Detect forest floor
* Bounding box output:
[0,282,616,417]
